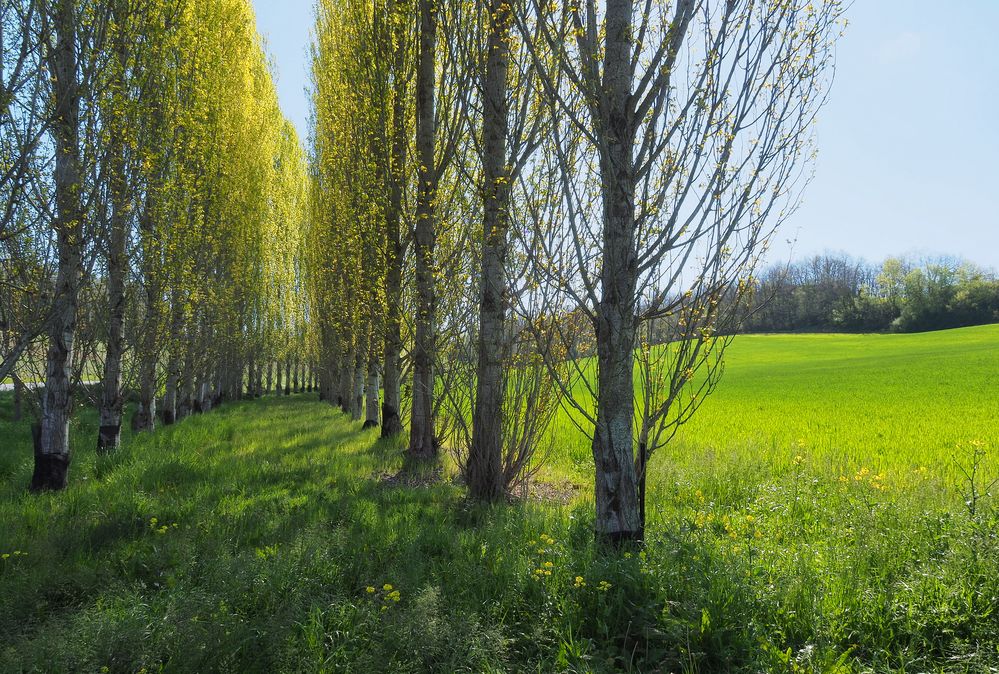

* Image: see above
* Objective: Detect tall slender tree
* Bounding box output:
[30,0,89,490]
[408,0,439,458]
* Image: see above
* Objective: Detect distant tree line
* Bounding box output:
[745,254,999,333]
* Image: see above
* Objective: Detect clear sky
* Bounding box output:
[251,0,999,270]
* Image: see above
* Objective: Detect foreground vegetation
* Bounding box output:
[2,328,997,672]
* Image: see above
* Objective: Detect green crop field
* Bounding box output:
[547,324,999,489]
[1,326,997,672]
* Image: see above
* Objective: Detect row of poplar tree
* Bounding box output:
[1,1,309,489]
[2,0,844,543]
[308,0,844,541]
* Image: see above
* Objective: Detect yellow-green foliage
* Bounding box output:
[134,0,308,367]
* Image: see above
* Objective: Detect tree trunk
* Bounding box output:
[351,350,365,420]
[266,359,273,394]
[133,192,160,433]
[178,345,194,418]
[162,353,179,425]
[197,376,209,413]
[250,362,257,397]
[276,356,283,394]
[381,0,408,439]
[364,352,379,428]
[468,0,512,502]
[284,357,291,395]
[213,361,224,407]
[134,321,157,431]
[31,0,83,491]
[408,0,438,459]
[592,0,642,542]
[13,374,24,422]
[336,352,350,413]
[98,25,131,453]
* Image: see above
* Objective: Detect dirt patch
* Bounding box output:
[375,466,445,489]
[375,469,581,504]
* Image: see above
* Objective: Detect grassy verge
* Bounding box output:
[1,391,997,672]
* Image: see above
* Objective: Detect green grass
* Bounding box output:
[547,324,999,488]
[0,326,997,672]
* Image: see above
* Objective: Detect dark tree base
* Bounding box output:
[97,424,121,452]
[29,425,70,492]
[162,409,176,426]
[131,409,154,432]
[362,420,378,430]
[381,404,403,437]
[407,436,441,460]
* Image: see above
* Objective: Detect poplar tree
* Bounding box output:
[30,0,93,490]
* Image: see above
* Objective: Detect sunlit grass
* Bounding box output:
[546,324,999,490]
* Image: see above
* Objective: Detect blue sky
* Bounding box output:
[252,0,999,270]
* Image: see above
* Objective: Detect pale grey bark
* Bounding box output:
[162,321,181,424]
[97,132,128,451]
[97,3,134,451]
[133,184,160,432]
[31,0,83,491]
[351,350,364,420]
[178,345,195,417]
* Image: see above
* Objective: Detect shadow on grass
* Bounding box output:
[1,393,987,673]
